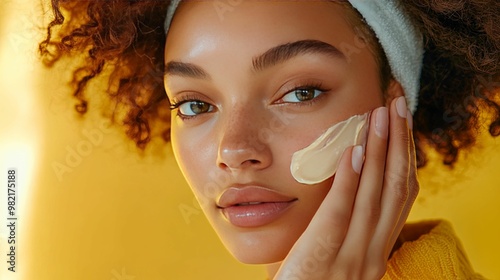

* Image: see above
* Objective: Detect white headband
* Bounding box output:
[164,0,424,114]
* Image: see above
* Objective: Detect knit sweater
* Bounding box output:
[383,220,484,279]
[267,220,483,279]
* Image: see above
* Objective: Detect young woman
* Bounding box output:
[40,0,499,279]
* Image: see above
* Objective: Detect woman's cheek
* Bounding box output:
[173,127,213,183]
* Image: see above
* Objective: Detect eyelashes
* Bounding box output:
[169,81,331,120]
[169,94,214,120]
[278,82,329,106]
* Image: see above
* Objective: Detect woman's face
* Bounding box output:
[164,1,385,264]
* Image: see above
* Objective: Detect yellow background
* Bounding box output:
[1,1,499,279]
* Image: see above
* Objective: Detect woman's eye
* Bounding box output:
[177,101,214,116]
[282,88,324,103]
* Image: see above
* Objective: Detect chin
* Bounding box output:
[210,220,304,265]
[202,197,322,265]
[226,232,291,264]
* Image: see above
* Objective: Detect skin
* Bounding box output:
[164,1,419,279]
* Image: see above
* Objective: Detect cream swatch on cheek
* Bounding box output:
[290,111,371,184]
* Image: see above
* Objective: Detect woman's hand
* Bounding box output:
[274,96,419,280]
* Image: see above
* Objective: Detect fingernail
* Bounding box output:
[396,97,407,118]
[352,145,364,174]
[407,110,413,130]
[375,107,389,139]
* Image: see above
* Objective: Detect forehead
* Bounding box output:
[164,1,358,61]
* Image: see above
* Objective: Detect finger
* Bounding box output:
[335,107,389,269]
[274,146,361,279]
[367,97,411,262]
[386,122,420,258]
[306,145,362,253]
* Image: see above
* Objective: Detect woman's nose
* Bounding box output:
[216,110,273,172]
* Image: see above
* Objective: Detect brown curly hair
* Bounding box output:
[39,0,500,167]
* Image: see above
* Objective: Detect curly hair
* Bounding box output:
[39,0,500,167]
[40,0,172,148]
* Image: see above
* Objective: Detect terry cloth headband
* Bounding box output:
[164,0,424,114]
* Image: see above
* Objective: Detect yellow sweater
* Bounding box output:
[267,220,483,279]
[383,220,484,279]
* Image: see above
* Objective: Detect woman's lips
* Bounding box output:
[217,186,297,228]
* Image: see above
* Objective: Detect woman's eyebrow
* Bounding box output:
[164,61,211,79]
[164,40,344,79]
[252,40,346,72]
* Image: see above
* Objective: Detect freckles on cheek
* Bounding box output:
[286,125,327,152]
[271,128,320,175]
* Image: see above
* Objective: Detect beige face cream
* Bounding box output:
[290,112,371,184]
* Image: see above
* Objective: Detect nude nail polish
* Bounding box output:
[375,107,389,139]
[396,97,407,118]
[352,145,364,174]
